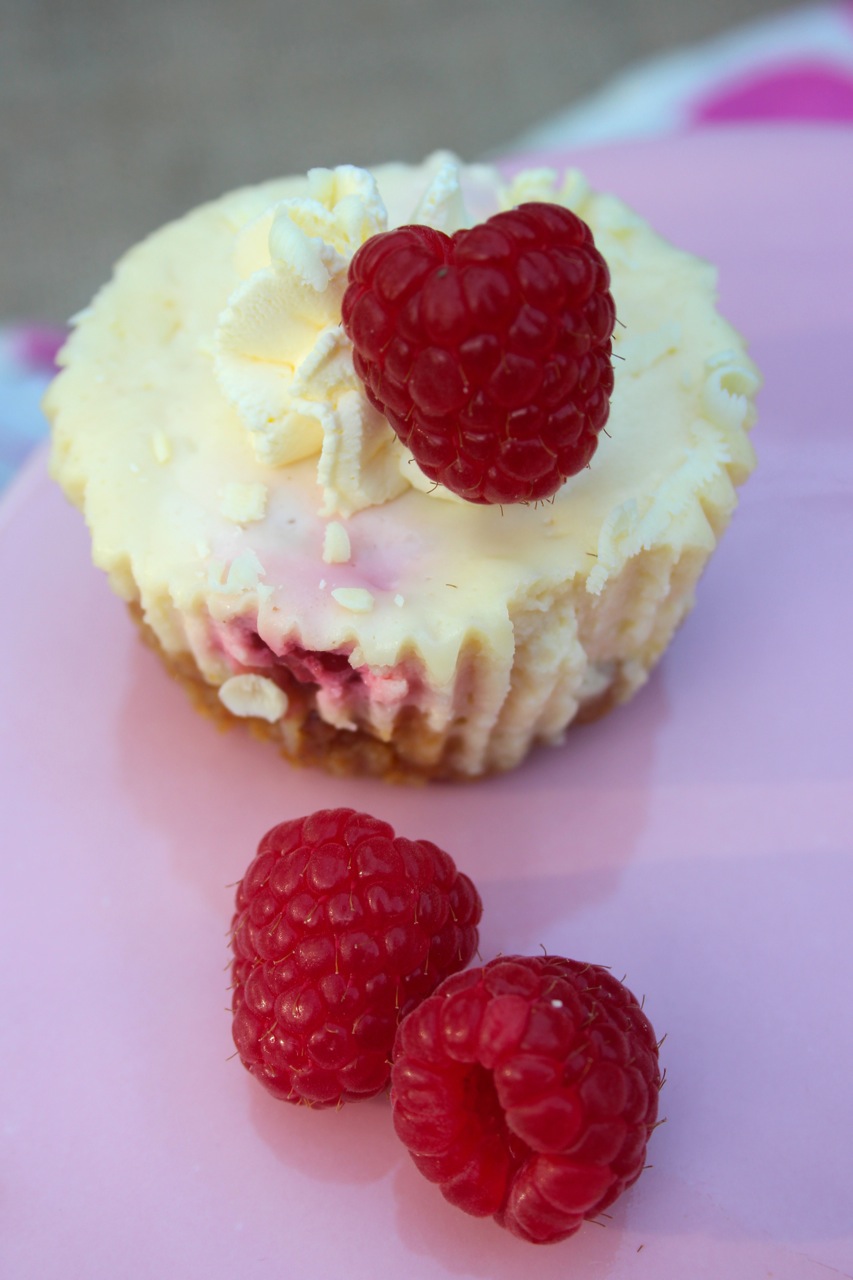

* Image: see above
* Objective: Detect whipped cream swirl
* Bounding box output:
[214,154,563,516]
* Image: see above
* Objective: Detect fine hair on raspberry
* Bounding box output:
[391,954,662,1244]
[342,202,616,505]
[230,808,482,1108]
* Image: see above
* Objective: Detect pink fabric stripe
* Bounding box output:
[692,60,853,124]
[11,325,68,372]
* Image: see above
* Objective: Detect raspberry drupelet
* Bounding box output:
[342,202,615,505]
[391,954,662,1244]
[230,809,482,1108]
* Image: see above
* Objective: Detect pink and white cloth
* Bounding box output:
[0,326,67,493]
[510,0,853,151]
[3,1,852,494]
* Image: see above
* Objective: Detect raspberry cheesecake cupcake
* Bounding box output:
[46,153,759,780]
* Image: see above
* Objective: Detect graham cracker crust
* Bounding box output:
[132,606,473,783]
[130,605,623,784]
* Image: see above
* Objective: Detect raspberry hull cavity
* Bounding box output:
[230,809,482,1107]
[391,954,662,1244]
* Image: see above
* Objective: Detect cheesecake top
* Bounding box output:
[47,154,759,690]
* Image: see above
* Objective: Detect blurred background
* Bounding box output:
[3,0,800,323]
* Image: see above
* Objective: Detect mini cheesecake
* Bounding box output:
[46,153,759,780]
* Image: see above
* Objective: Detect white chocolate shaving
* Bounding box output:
[220,482,268,525]
[218,674,288,722]
[322,521,351,564]
[331,587,375,613]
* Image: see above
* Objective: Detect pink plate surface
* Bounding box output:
[2,127,852,1279]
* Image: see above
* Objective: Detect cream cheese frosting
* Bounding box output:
[46,154,759,778]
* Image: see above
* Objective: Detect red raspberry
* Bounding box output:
[391,954,662,1244]
[341,203,615,505]
[230,809,482,1108]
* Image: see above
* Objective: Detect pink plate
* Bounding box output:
[2,127,852,1279]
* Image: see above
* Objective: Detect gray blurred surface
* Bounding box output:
[3,0,792,321]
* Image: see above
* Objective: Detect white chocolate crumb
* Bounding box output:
[208,550,265,594]
[394,594,405,607]
[322,521,351,565]
[331,587,375,613]
[150,430,172,464]
[220,482,268,525]
[218,674,288,722]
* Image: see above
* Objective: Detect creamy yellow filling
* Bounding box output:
[46,156,759,774]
